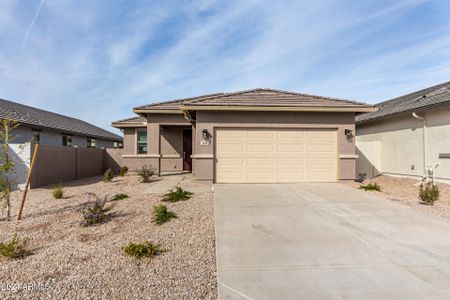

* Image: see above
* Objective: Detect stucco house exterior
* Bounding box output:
[112,88,374,183]
[356,81,450,182]
[0,98,122,186]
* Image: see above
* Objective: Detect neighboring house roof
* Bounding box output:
[134,88,375,113]
[111,116,147,128]
[356,81,450,124]
[0,98,122,141]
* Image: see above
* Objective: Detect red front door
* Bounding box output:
[183,128,192,171]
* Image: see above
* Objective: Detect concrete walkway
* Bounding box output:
[214,183,450,300]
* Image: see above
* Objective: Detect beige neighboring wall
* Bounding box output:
[356,105,450,181]
[193,111,357,181]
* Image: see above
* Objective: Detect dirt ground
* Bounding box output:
[344,175,450,219]
[0,174,217,300]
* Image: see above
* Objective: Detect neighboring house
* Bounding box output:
[0,98,122,186]
[112,88,374,183]
[356,81,450,181]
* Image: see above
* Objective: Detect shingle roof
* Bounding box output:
[134,88,372,111]
[0,98,122,141]
[356,81,450,124]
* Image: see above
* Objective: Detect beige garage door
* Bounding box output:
[216,128,337,183]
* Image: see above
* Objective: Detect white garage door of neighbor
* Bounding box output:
[216,128,338,183]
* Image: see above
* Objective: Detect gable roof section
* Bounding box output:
[134,88,375,113]
[134,92,225,111]
[112,116,147,128]
[356,81,450,124]
[0,98,122,141]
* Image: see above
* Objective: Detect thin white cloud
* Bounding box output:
[22,0,45,47]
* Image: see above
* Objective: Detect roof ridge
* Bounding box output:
[183,88,369,106]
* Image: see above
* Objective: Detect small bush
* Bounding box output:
[419,182,440,205]
[111,193,129,201]
[118,166,129,177]
[152,205,177,225]
[80,194,114,227]
[0,235,31,259]
[163,187,193,202]
[53,185,64,199]
[137,165,155,183]
[122,241,165,259]
[359,182,381,191]
[103,168,114,182]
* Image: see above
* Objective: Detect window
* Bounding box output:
[137,130,147,154]
[87,138,96,148]
[62,135,72,147]
[31,131,40,144]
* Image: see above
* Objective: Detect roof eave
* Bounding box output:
[180,105,377,113]
[133,109,184,114]
[111,122,147,128]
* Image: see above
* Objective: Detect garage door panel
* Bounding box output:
[278,131,306,139]
[217,130,244,138]
[277,171,306,180]
[246,172,275,180]
[246,130,276,138]
[307,130,336,139]
[216,128,337,183]
[307,143,335,153]
[278,158,305,167]
[278,143,305,153]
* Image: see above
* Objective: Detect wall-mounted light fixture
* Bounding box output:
[200,129,210,146]
[202,129,209,139]
[344,129,353,140]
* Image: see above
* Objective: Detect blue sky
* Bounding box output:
[1,0,450,134]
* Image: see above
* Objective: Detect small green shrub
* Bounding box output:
[137,165,155,183]
[80,194,114,226]
[52,185,64,199]
[359,182,381,191]
[103,168,114,182]
[122,241,165,259]
[0,235,31,259]
[111,193,129,201]
[118,166,129,177]
[163,187,193,202]
[419,182,440,205]
[152,204,177,225]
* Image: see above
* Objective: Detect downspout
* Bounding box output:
[412,112,427,174]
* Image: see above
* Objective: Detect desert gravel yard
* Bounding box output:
[0,174,217,300]
[344,175,450,219]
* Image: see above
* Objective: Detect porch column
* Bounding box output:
[147,123,161,174]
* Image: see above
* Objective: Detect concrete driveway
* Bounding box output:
[214,183,450,300]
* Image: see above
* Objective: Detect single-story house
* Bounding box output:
[0,98,123,186]
[112,88,375,183]
[356,81,450,181]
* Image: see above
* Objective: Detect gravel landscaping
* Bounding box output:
[0,174,217,300]
[344,175,450,219]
